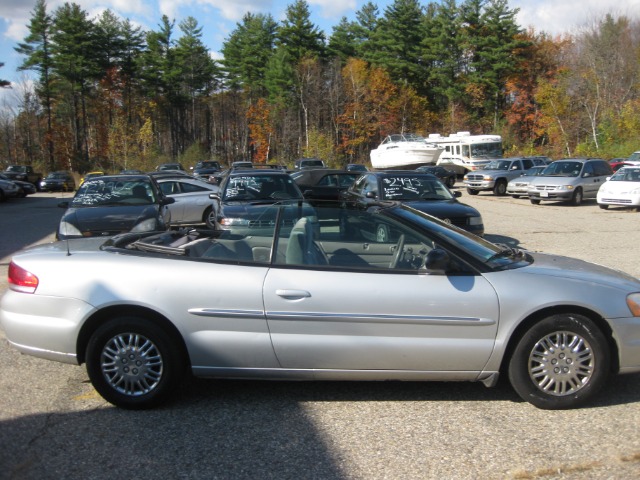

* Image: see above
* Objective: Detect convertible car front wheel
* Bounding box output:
[508,313,610,410]
[86,316,185,409]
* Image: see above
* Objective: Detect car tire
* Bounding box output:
[204,206,216,229]
[467,188,479,195]
[508,313,610,410]
[493,180,507,196]
[599,204,609,210]
[571,188,583,206]
[447,177,456,188]
[530,198,541,205]
[511,195,520,199]
[85,316,186,409]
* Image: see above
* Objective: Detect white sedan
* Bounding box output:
[2,202,640,410]
[597,166,640,209]
[157,176,219,227]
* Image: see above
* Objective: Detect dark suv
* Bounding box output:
[342,171,484,236]
[528,158,613,205]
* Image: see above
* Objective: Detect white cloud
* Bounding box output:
[512,0,640,36]
[308,0,357,21]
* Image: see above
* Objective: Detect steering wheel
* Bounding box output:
[389,234,406,268]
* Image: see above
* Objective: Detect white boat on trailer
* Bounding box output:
[370,133,443,170]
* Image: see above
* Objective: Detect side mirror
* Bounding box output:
[453,191,462,198]
[424,248,449,275]
[161,197,175,205]
[209,193,220,201]
[365,191,377,199]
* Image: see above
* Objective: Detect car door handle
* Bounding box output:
[276,289,311,299]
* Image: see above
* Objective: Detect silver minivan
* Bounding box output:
[528,158,613,205]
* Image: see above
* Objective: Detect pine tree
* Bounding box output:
[14,0,55,169]
[276,0,326,63]
[51,2,102,169]
[466,0,528,128]
[221,13,277,94]
[175,17,220,143]
[327,17,358,61]
[423,0,465,128]
[353,1,380,60]
[366,0,425,91]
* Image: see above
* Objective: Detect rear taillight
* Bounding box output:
[8,262,39,293]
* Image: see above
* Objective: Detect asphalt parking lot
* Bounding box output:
[0,191,639,480]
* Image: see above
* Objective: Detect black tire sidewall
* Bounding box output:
[508,313,610,410]
[86,316,184,409]
[204,206,216,229]
[493,180,507,196]
[572,188,583,206]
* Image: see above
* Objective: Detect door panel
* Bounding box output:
[263,268,499,371]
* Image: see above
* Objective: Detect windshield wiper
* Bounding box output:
[486,244,524,263]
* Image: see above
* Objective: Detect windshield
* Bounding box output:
[484,160,513,170]
[197,161,220,169]
[629,152,640,162]
[222,175,303,201]
[524,166,545,176]
[542,161,582,177]
[609,167,640,182]
[301,160,324,167]
[6,166,25,172]
[380,176,454,201]
[462,142,502,159]
[71,179,157,207]
[392,206,530,269]
[47,172,68,179]
[383,133,426,144]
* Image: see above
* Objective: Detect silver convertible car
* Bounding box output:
[2,202,640,410]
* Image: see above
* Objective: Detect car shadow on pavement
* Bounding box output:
[1,374,637,478]
[0,194,68,263]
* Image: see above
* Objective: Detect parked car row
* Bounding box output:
[0,173,36,200]
[56,172,222,239]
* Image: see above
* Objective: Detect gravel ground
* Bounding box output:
[0,192,639,480]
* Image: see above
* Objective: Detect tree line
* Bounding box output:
[0,0,639,174]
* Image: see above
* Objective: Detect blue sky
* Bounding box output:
[1,0,638,104]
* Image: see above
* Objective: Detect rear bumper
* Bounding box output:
[0,291,94,365]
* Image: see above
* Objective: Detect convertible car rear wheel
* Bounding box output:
[508,313,610,410]
[86,317,185,409]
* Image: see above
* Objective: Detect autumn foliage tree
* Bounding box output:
[3,0,639,171]
[247,98,273,163]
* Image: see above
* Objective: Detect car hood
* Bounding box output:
[404,200,480,218]
[529,176,577,186]
[526,252,640,290]
[62,205,160,234]
[599,181,639,193]
[509,175,537,183]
